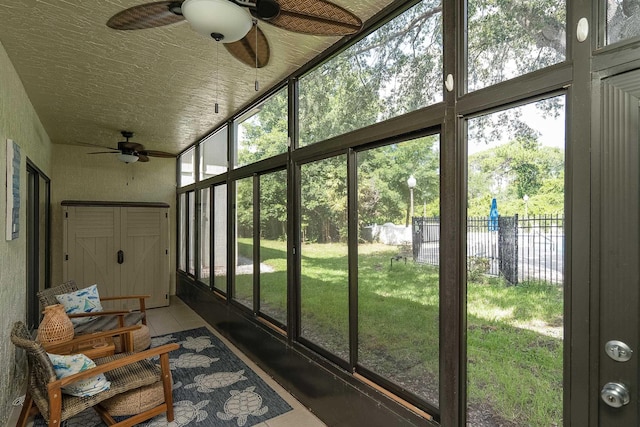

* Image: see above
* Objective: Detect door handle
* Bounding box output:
[117,250,124,264]
[601,382,630,408]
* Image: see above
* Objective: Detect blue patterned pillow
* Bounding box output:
[47,353,111,397]
[56,284,104,326]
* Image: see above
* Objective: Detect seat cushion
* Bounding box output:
[73,312,145,335]
[101,377,168,416]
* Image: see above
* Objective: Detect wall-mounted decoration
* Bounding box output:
[6,139,20,240]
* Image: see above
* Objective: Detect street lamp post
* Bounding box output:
[407,175,417,219]
[523,194,529,218]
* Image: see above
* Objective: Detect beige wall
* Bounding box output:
[0,40,178,424]
[0,41,52,425]
[50,144,177,295]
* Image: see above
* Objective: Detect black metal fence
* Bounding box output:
[412,214,564,284]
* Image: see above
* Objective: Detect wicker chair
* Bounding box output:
[37,281,149,336]
[11,321,179,427]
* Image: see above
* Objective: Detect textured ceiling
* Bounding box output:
[0,0,393,155]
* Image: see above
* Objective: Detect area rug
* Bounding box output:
[34,327,293,426]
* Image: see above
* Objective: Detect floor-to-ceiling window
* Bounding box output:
[463,0,567,421]
[231,88,290,321]
[170,0,640,422]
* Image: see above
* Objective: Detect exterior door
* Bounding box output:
[595,70,640,425]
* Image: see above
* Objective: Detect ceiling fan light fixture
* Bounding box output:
[181,0,252,43]
[117,153,139,163]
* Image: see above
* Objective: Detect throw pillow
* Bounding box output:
[56,284,104,326]
[47,352,111,397]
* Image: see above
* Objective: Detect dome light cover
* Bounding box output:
[181,0,253,43]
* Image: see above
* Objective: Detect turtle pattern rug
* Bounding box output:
[34,327,293,427]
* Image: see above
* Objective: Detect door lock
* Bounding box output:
[601,382,630,408]
[605,340,633,362]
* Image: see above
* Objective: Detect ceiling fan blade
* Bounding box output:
[137,154,150,162]
[224,25,270,68]
[107,1,185,30]
[140,150,176,158]
[74,141,119,150]
[88,151,120,155]
[267,0,362,36]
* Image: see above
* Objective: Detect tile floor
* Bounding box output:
[8,296,326,427]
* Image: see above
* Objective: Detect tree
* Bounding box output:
[236,0,568,238]
[301,156,348,243]
[467,137,564,216]
[607,0,640,44]
[237,89,288,166]
[467,0,566,91]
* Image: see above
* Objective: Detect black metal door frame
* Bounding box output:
[590,67,640,426]
[26,160,50,330]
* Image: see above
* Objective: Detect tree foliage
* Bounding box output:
[467,0,566,91]
[235,0,568,241]
[299,0,443,146]
[467,137,564,216]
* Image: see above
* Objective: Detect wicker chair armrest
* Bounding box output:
[43,325,142,353]
[66,310,132,318]
[98,295,149,315]
[50,343,180,390]
[99,295,150,302]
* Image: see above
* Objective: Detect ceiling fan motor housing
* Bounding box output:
[256,0,280,20]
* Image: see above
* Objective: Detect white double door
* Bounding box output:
[63,204,170,309]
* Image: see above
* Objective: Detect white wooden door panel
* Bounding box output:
[121,207,169,308]
[63,204,170,311]
[64,206,120,309]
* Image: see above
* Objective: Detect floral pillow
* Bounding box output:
[56,284,104,326]
[47,353,111,397]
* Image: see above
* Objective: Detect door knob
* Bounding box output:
[601,382,630,408]
[117,250,124,264]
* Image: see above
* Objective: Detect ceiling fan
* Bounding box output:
[106,0,363,68]
[88,131,175,163]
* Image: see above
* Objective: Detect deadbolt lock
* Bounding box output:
[605,340,633,362]
[601,382,630,408]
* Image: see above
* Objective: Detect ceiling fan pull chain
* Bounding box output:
[215,41,220,114]
[254,20,259,92]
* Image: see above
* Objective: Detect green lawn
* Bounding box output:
[233,239,563,426]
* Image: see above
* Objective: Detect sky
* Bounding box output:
[468,97,566,155]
